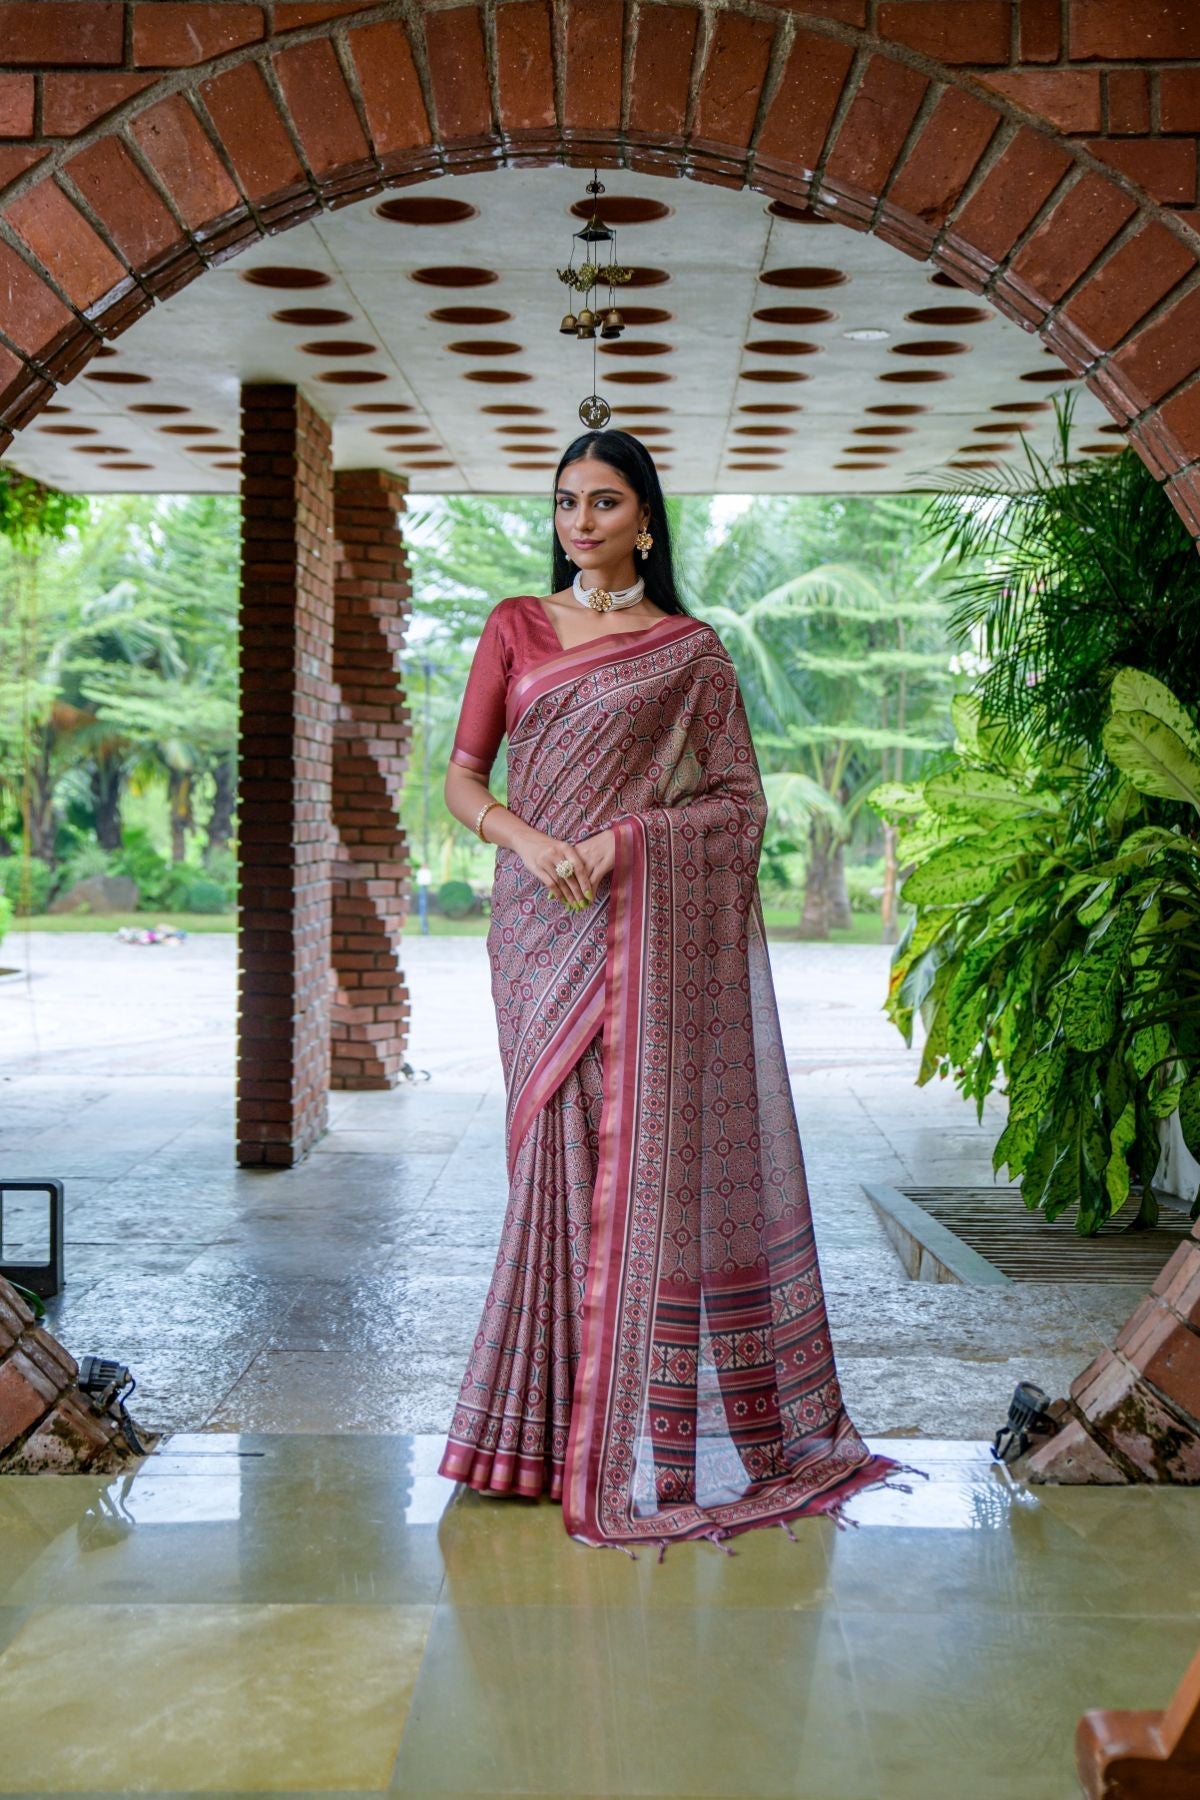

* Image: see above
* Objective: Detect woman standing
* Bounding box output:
[438,429,904,1552]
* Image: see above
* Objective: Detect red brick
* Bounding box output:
[1019,0,1061,61]
[1069,0,1200,60]
[878,0,1010,65]
[344,20,433,163]
[132,3,264,68]
[1007,171,1137,306]
[1024,1417,1128,1484]
[563,0,624,134]
[7,179,129,312]
[1160,69,1200,134]
[978,70,1102,135]
[0,145,46,190]
[0,3,122,65]
[628,2,699,142]
[272,38,374,179]
[1106,69,1151,135]
[1111,282,1200,411]
[65,137,189,277]
[1153,1237,1200,1317]
[822,55,929,202]
[1121,1298,1200,1425]
[757,0,865,18]
[0,237,78,359]
[886,86,1002,231]
[0,74,33,138]
[131,94,243,233]
[422,5,494,146]
[693,12,775,151]
[496,0,556,135]
[41,73,158,137]
[200,62,306,207]
[755,29,854,178]
[950,127,1073,271]
[0,1349,55,1447]
[1087,137,1198,206]
[1063,220,1197,357]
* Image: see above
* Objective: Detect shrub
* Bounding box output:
[0,893,11,944]
[438,878,477,919]
[0,855,53,916]
[112,827,173,909]
[180,876,228,914]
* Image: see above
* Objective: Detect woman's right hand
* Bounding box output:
[514,826,597,909]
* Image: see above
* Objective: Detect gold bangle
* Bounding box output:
[474,798,501,841]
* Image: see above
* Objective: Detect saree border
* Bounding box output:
[505,611,702,739]
[563,809,902,1547]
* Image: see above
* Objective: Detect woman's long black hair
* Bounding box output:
[550,429,693,617]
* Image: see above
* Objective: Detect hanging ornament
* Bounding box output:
[553,171,635,430]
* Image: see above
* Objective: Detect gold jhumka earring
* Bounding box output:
[634,527,653,558]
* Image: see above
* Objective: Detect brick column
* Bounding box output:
[237,384,336,1166]
[331,468,414,1088]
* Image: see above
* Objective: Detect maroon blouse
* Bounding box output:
[450,592,672,780]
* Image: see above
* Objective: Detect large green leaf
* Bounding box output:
[1008,1040,1068,1123]
[1061,905,1138,1052]
[1105,1100,1136,1213]
[900,818,1044,907]
[1102,669,1200,811]
[923,767,1059,822]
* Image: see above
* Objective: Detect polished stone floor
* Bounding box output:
[0,933,1143,1440]
[2,1431,1199,1797]
[1,931,1191,1796]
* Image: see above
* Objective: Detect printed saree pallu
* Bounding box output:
[439,609,903,1549]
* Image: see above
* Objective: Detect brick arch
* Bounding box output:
[0,1,1198,1480]
[0,4,1198,530]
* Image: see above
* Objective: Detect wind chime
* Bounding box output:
[557,172,634,429]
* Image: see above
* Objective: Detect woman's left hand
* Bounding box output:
[571,828,615,900]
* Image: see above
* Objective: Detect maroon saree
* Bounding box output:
[438,593,905,1549]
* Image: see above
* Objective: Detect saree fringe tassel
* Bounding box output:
[439,604,921,1553]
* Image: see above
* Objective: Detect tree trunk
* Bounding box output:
[90,754,123,852]
[881,818,899,945]
[799,820,834,940]
[829,836,853,931]
[25,730,59,867]
[206,754,236,857]
[168,768,193,864]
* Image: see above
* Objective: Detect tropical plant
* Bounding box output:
[873,674,1200,1235]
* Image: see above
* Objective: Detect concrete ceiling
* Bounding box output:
[9,165,1118,498]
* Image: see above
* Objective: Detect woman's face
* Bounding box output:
[553,455,649,574]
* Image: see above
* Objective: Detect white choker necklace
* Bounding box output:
[572,569,646,613]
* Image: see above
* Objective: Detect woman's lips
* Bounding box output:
[573,539,602,548]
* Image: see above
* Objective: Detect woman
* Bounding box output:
[438,429,908,1553]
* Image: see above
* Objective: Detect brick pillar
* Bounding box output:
[237,384,336,1166]
[330,468,415,1088]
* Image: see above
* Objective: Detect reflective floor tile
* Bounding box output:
[0,1602,435,1792]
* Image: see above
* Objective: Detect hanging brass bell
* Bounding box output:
[559,311,578,334]
[600,308,624,338]
[576,307,596,338]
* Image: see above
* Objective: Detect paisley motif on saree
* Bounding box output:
[439,604,903,1546]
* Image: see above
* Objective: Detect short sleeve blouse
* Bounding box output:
[450,594,565,779]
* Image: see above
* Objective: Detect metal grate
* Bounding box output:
[898,1186,1194,1284]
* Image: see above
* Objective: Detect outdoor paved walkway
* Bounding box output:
[0,929,1141,1442]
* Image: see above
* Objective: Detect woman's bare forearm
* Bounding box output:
[443,763,534,852]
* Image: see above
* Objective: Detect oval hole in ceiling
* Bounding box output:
[765,201,832,224]
[317,370,388,383]
[569,197,672,225]
[906,306,991,327]
[429,307,512,324]
[411,266,498,287]
[744,339,822,356]
[445,340,523,356]
[241,266,332,289]
[753,306,836,326]
[273,308,354,326]
[597,340,673,358]
[375,197,479,225]
[760,266,847,289]
[463,369,534,382]
[298,340,377,357]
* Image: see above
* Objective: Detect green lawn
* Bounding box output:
[5,909,896,947]
[3,912,238,934]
